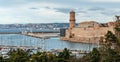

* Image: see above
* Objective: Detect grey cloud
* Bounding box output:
[30,7,38,10]
[0,0,27,7]
[88,7,105,11]
[54,8,71,14]
[101,11,120,16]
[77,10,87,13]
[29,6,53,10]
[45,7,52,9]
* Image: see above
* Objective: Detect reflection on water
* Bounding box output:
[0,34,97,51]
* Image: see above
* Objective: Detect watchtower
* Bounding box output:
[69,11,76,29]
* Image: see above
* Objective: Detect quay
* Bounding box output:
[23,32,60,39]
[0,32,21,34]
[0,31,60,39]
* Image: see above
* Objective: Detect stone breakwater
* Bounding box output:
[24,33,59,39]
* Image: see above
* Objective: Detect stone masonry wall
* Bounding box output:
[60,26,115,44]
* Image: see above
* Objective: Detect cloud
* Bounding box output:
[0,4,69,24]
[0,1,70,24]
[88,7,105,11]
[0,0,119,24]
[54,8,71,14]
[76,9,87,14]
[30,7,38,10]
[37,8,68,22]
[98,8,120,16]
[75,7,118,23]
[91,0,120,2]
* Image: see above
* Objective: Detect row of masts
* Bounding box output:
[0,32,46,52]
[0,33,95,52]
[21,28,46,51]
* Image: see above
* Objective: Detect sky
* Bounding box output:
[0,0,120,24]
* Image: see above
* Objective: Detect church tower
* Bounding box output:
[69,11,76,29]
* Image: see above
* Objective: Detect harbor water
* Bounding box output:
[0,34,97,51]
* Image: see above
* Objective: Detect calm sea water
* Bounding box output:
[0,34,97,51]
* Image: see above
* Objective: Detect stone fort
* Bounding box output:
[60,11,120,44]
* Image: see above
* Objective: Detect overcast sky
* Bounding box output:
[0,0,120,24]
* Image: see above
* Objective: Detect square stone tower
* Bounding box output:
[69,11,76,29]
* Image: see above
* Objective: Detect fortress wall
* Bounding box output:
[60,26,115,43]
[61,26,115,43]
[65,29,70,39]
[71,27,114,38]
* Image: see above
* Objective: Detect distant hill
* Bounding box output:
[0,23,78,29]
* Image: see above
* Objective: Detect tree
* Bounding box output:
[105,31,117,43]
[47,52,56,62]
[62,48,70,59]
[88,48,100,62]
[0,56,3,62]
[57,48,70,62]
[30,52,56,62]
[8,49,29,62]
[104,31,118,48]
[101,48,120,62]
[78,48,100,62]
